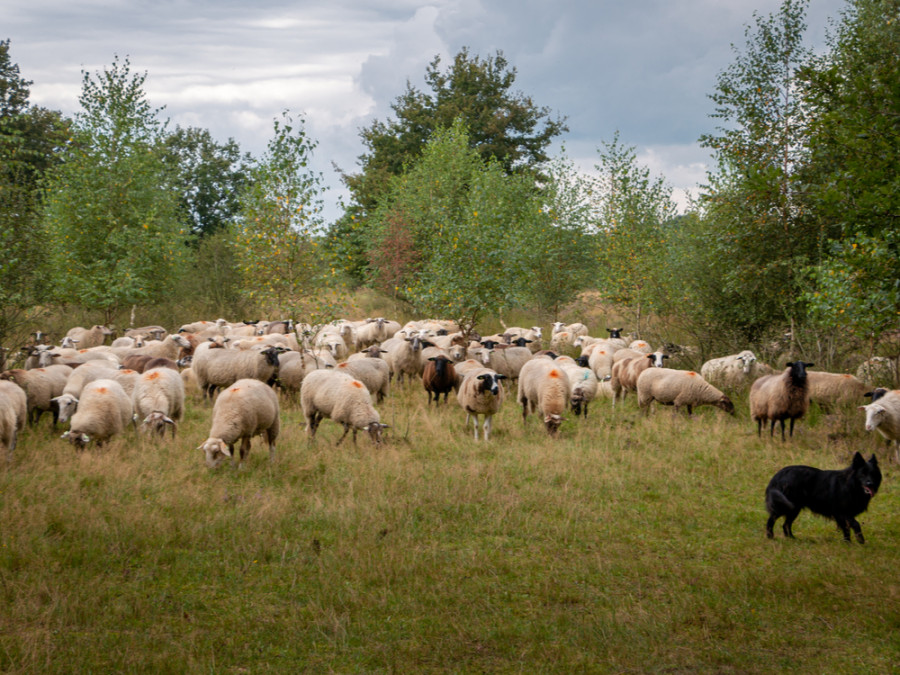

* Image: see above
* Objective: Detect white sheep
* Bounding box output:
[51,360,122,423]
[637,368,735,416]
[300,369,387,445]
[381,334,427,383]
[476,346,533,381]
[192,345,284,399]
[588,347,616,379]
[457,368,506,441]
[859,391,900,462]
[0,380,27,460]
[551,322,588,337]
[276,350,332,399]
[517,358,570,435]
[0,365,72,426]
[198,378,280,468]
[132,367,186,437]
[62,379,133,449]
[559,361,599,417]
[700,350,771,389]
[65,325,112,349]
[335,358,390,403]
[355,317,392,349]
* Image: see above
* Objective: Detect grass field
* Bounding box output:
[1,376,898,674]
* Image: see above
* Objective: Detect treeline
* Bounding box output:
[1,0,897,369]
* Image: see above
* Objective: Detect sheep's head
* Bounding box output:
[61,430,90,449]
[648,352,669,368]
[141,411,177,438]
[363,422,389,445]
[717,396,735,415]
[860,403,887,432]
[52,394,79,423]
[607,327,623,339]
[531,326,543,339]
[198,438,231,469]
[60,336,78,349]
[477,372,505,395]
[552,322,565,334]
[543,413,565,436]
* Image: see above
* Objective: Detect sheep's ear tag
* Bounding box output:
[80,434,89,443]
[363,424,370,431]
[61,431,70,439]
[132,414,139,422]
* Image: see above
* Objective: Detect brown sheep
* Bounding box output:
[750,362,813,441]
[422,355,457,405]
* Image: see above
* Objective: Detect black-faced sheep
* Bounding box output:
[301,369,387,445]
[517,358,570,436]
[422,354,457,405]
[636,368,734,416]
[198,378,280,468]
[192,345,284,399]
[457,368,506,441]
[749,361,813,440]
[610,351,668,406]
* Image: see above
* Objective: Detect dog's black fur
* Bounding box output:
[765,452,882,543]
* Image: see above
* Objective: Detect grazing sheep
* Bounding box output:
[637,368,735,416]
[192,345,284,399]
[749,362,813,440]
[554,359,599,417]
[422,354,457,405]
[610,351,669,405]
[859,391,900,463]
[517,358,570,435]
[336,358,390,403]
[0,365,72,426]
[132,367,185,437]
[198,379,280,468]
[301,369,387,445]
[51,360,122,423]
[701,350,771,390]
[62,379,133,449]
[0,380,27,460]
[65,325,112,349]
[806,371,870,409]
[457,368,506,441]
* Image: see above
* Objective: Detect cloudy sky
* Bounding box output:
[6,0,846,221]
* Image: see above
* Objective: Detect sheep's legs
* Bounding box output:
[483,416,492,442]
[336,424,351,446]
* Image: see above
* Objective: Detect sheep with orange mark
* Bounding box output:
[517,358,571,436]
[61,379,133,449]
[336,358,390,403]
[197,379,280,469]
[300,369,388,445]
[637,368,734,416]
[132,367,185,438]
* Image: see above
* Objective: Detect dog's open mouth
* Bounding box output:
[864,486,874,497]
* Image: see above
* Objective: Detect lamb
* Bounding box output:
[65,325,112,349]
[806,371,870,409]
[637,368,734,416]
[0,380,27,460]
[0,364,72,426]
[192,345,284,399]
[610,351,669,405]
[300,369,387,445]
[336,358,390,403]
[859,390,900,463]
[61,379,133,449]
[749,362,813,440]
[700,350,770,390]
[422,354,457,405]
[132,367,186,437]
[197,378,280,468]
[476,345,533,381]
[517,358,571,435]
[457,368,507,441]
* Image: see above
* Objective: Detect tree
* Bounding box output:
[591,134,676,335]
[231,111,338,322]
[0,40,69,344]
[162,125,250,239]
[697,0,823,341]
[801,0,900,348]
[43,56,189,323]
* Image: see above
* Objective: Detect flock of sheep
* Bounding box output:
[1,317,899,467]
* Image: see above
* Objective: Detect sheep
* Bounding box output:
[132,367,185,437]
[637,368,735,416]
[505,326,542,352]
[197,378,280,468]
[558,360,598,417]
[0,380,27,460]
[108,369,140,398]
[859,391,900,463]
[806,371,870,409]
[749,362,813,440]
[276,350,331,398]
[603,328,628,351]
[192,345,284,399]
[124,325,167,341]
[588,347,616,379]
[0,364,72,426]
[612,348,647,365]
[61,379,133,449]
[700,350,771,390]
[51,360,122,423]
[232,334,293,351]
[476,346,533,381]
[314,331,350,361]
[381,334,427,383]
[300,369,387,445]
[355,317,392,349]
[336,358,390,404]
[181,367,199,395]
[422,355,457,405]
[551,322,588,337]
[549,331,578,352]
[627,340,653,354]
[111,336,145,349]
[65,325,112,349]
[610,351,669,405]
[347,345,388,361]
[517,358,571,435]
[457,368,506,441]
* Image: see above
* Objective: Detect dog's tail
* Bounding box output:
[766,488,795,513]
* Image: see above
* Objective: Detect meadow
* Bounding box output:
[1,373,898,674]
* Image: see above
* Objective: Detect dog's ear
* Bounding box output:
[869,454,879,467]
[851,452,866,469]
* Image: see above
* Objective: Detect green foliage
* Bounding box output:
[232,111,341,322]
[162,125,250,239]
[800,0,900,341]
[42,56,190,322]
[592,133,676,334]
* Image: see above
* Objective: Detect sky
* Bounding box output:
[6,0,847,222]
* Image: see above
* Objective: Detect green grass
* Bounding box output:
[1,383,897,674]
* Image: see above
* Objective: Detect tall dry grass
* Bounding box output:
[1,377,897,673]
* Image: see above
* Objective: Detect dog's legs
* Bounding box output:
[834,517,852,542]
[766,516,777,539]
[782,510,800,538]
[847,517,865,544]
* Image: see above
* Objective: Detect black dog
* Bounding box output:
[765,452,882,543]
